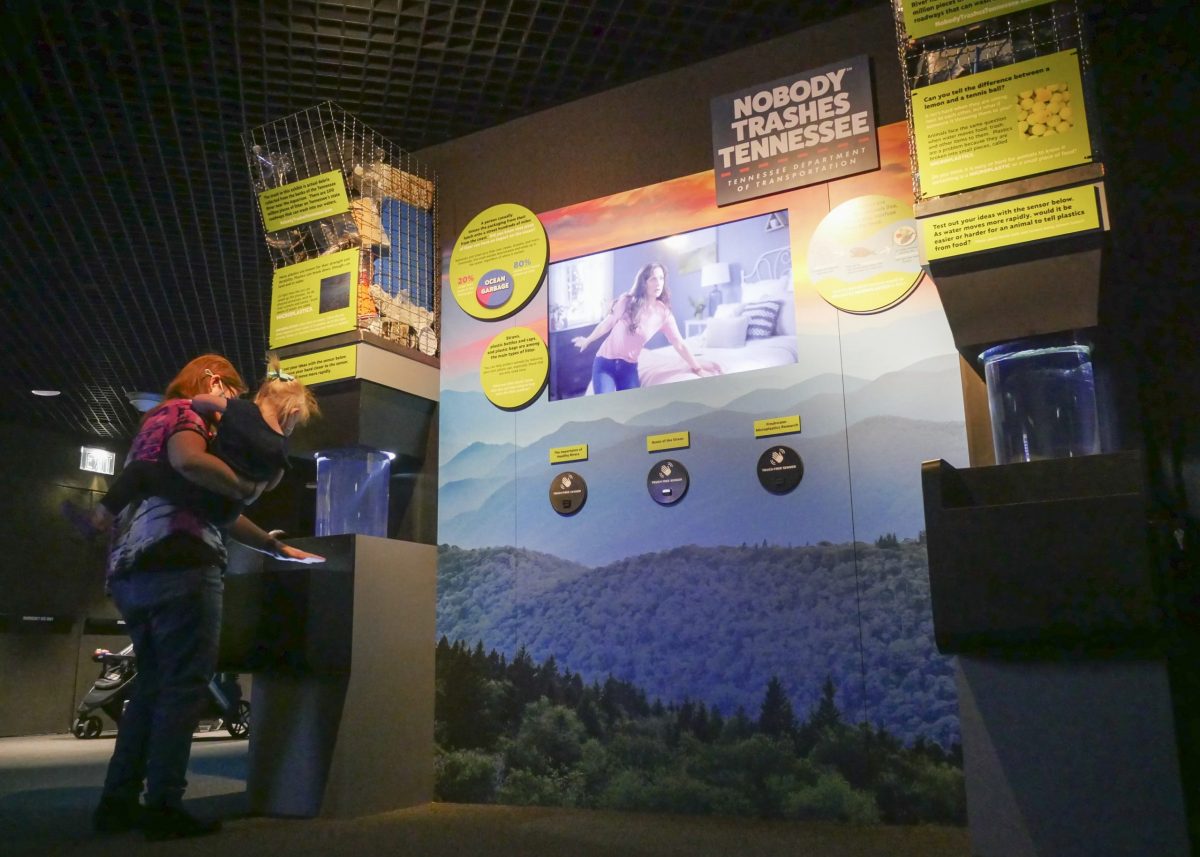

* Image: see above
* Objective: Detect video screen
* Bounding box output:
[547,209,797,401]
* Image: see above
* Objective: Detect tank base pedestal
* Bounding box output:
[222,534,435,818]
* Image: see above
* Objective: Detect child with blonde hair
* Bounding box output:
[68,355,319,532]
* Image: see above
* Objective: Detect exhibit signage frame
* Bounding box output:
[919,183,1105,261]
[268,248,360,348]
[710,56,879,206]
[900,0,1056,40]
[910,49,1093,199]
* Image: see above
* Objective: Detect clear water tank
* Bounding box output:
[980,336,1101,465]
[314,448,392,537]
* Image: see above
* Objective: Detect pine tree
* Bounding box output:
[692,703,711,742]
[758,676,796,737]
[708,706,725,743]
[509,646,538,707]
[811,675,842,732]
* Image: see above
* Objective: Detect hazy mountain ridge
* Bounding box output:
[439,414,963,565]
[437,541,959,748]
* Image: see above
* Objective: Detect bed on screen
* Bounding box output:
[638,247,797,387]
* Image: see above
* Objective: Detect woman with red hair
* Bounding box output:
[95,354,322,840]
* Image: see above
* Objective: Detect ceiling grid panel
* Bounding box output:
[0,0,880,437]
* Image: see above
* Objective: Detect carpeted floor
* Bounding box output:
[0,734,970,857]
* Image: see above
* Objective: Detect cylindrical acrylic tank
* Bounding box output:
[315,448,392,537]
[980,337,1102,465]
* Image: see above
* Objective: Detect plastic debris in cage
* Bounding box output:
[242,102,439,356]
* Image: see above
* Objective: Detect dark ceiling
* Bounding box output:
[0,0,878,440]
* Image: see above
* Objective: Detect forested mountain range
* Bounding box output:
[438,540,959,749]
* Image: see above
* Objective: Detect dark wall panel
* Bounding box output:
[420,7,904,235]
[0,421,122,734]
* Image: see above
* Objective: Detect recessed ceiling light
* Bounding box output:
[125,391,163,412]
[31,389,61,397]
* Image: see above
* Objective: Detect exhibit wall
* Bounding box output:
[424,7,970,823]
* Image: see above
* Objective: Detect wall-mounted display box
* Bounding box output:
[922,452,1162,656]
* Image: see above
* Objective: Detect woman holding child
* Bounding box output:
[94,354,322,840]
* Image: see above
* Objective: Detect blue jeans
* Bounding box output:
[102,565,222,808]
[592,356,640,393]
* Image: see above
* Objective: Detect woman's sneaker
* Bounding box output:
[141,805,221,840]
[92,794,144,833]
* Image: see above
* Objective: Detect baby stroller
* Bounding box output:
[72,645,251,739]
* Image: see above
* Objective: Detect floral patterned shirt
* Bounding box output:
[106,400,228,583]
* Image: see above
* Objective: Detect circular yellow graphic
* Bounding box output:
[807,195,924,314]
[449,203,549,321]
[480,326,549,410]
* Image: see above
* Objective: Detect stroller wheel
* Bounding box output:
[224,700,251,739]
[72,716,103,739]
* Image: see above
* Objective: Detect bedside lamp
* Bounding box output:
[701,262,730,317]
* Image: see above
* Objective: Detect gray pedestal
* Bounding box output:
[958,657,1190,857]
[923,456,1195,855]
[221,534,435,818]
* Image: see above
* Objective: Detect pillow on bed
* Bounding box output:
[704,314,749,348]
[713,302,742,319]
[775,295,796,336]
[743,300,782,340]
[741,277,788,304]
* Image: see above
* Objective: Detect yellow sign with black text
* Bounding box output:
[549,445,589,465]
[449,204,549,321]
[754,416,802,439]
[480,326,549,410]
[279,345,358,385]
[903,0,1055,40]
[921,184,1103,261]
[258,170,350,233]
[646,432,690,453]
[912,50,1092,199]
[268,248,359,348]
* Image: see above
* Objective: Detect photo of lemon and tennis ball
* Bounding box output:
[1016,83,1074,138]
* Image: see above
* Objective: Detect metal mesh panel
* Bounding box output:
[242,102,440,356]
[0,0,885,438]
[892,0,1095,201]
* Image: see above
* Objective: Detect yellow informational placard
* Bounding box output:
[754,415,802,438]
[268,248,359,348]
[808,195,923,314]
[912,50,1091,199]
[279,344,358,385]
[549,445,589,464]
[903,0,1054,39]
[480,326,549,410]
[646,432,690,453]
[448,203,549,321]
[257,170,351,233]
[921,184,1103,261]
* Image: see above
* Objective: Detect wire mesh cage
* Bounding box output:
[242,102,439,357]
[892,0,1097,201]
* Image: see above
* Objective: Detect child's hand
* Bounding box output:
[90,506,113,532]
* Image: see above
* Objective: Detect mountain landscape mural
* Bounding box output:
[435,149,971,824]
